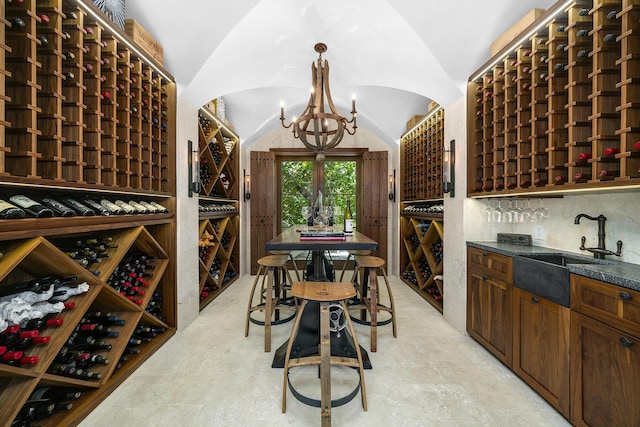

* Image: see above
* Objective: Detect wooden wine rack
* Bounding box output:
[468,0,640,196]
[400,105,444,201]
[0,1,176,425]
[399,206,444,313]
[197,108,240,309]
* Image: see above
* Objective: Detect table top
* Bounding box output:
[267,227,378,252]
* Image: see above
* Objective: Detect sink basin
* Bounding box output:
[517,253,601,266]
[513,253,598,307]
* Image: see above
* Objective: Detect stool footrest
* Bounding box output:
[287,371,362,409]
[287,355,362,369]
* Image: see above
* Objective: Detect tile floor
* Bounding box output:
[80,275,571,427]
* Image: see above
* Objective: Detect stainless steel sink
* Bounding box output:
[513,253,601,307]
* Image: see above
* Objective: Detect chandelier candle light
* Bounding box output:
[280,43,357,162]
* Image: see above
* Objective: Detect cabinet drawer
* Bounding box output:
[571,274,640,338]
[467,247,513,283]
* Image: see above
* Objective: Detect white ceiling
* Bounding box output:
[125,0,557,145]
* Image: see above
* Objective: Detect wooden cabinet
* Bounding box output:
[468,0,640,196]
[570,274,640,426]
[399,210,443,312]
[513,287,570,418]
[466,247,513,367]
[196,108,240,309]
[0,1,177,425]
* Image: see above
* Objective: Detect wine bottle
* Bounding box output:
[599,169,620,178]
[7,17,26,30]
[30,386,82,402]
[554,175,567,183]
[635,141,640,150]
[0,276,59,298]
[100,199,123,215]
[61,198,95,216]
[343,198,353,234]
[127,200,148,214]
[577,153,592,161]
[148,201,168,213]
[37,35,48,45]
[603,147,620,156]
[81,199,111,216]
[574,173,592,182]
[9,195,54,218]
[576,29,589,37]
[138,200,159,213]
[0,199,26,219]
[520,180,531,187]
[40,198,76,217]
[603,33,618,42]
[114,200,136,214]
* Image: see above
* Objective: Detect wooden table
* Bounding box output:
[267,227,377,368]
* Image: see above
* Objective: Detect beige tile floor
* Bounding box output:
[80,275,571,427]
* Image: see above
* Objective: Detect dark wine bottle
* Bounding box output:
[61,198,95,216]
[0,199,26,219]
[81,198,111,216]
[0,276,60,298]
[10,195,54,218]
[40,198,76,217]
[7,17,26,30]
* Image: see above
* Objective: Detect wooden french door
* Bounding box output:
[250,149,388,274]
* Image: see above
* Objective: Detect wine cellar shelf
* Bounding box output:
[399,210,444,313]
[0,1,176,426]
[197,109,240,310]
[468,0,640,196]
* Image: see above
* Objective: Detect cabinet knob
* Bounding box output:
[619,292,633,301]
[482,252,488,257]
[531,297,539,303]
[619,337,634,348]
[482,275,488,281]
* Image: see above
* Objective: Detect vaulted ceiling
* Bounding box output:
[125,0,557,145]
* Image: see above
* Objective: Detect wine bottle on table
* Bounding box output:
[0,199,26,219]
[10,195,54,218]
[344,198,353,234]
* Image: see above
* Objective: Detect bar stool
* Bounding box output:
[282,281,367,426]
[338,249,371,282]
[245,255,296,352]
[269,250,301,281]
[348,255,397,352]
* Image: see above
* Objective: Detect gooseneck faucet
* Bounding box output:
[574,213,623,259]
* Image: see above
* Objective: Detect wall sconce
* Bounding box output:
[443,139,455,197]
[188,140,200,197]
[244,169,251,201]
[388,169,396,202]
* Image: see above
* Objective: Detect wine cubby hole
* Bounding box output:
[197,107,239,200]
[400,106,444,201]
[468,0,640,197]
[198,216,239,310]
[399,213,444,313]
[1,0,175,194]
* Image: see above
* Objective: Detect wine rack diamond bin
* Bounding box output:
[198,110,239,200]
[399,216,444,313]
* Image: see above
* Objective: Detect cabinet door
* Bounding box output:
[467,268,512,366]
[571,313,640,427]
[513,288,570,418]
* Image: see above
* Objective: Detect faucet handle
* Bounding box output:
[615,240,623,257]
[579,236,586,251]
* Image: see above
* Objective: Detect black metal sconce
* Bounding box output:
[389,169,396,202]
[244,169,251,201]
[188,140,200,197]
[443,139,455,197]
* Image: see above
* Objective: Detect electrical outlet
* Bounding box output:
[533,225,546,240]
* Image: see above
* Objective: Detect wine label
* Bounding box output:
[115,200,135,213]
[0,199,19,210]
[344,219,354,233]
[10,195,39,208]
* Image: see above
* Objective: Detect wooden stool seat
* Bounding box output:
[338,250,371,281]
[349,256,397,352]
[245,255,296,352]
[269,250,301,281]
[283,281,367,426]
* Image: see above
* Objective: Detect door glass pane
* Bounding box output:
[324,160,356,261]
[281,160,313,228]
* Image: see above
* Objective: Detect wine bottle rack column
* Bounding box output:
[400,106,444,200]
[81,19,103,185]
[616,0,640,178]
[116,46,131,187]
[515,47,532,190]
[0,2,10,177]
[491,65,505,192]
[5,0,41,179]
[588,0,622,182]
[502,56,518,191]
[566,1,594,184]
[528,33,549,189]
[399,213,444,313]
[36,0,65,181]
[547,17,570,186]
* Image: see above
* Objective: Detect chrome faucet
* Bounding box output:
[574,213,622,259]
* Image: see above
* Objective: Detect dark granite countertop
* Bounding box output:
[467,241,640,292]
